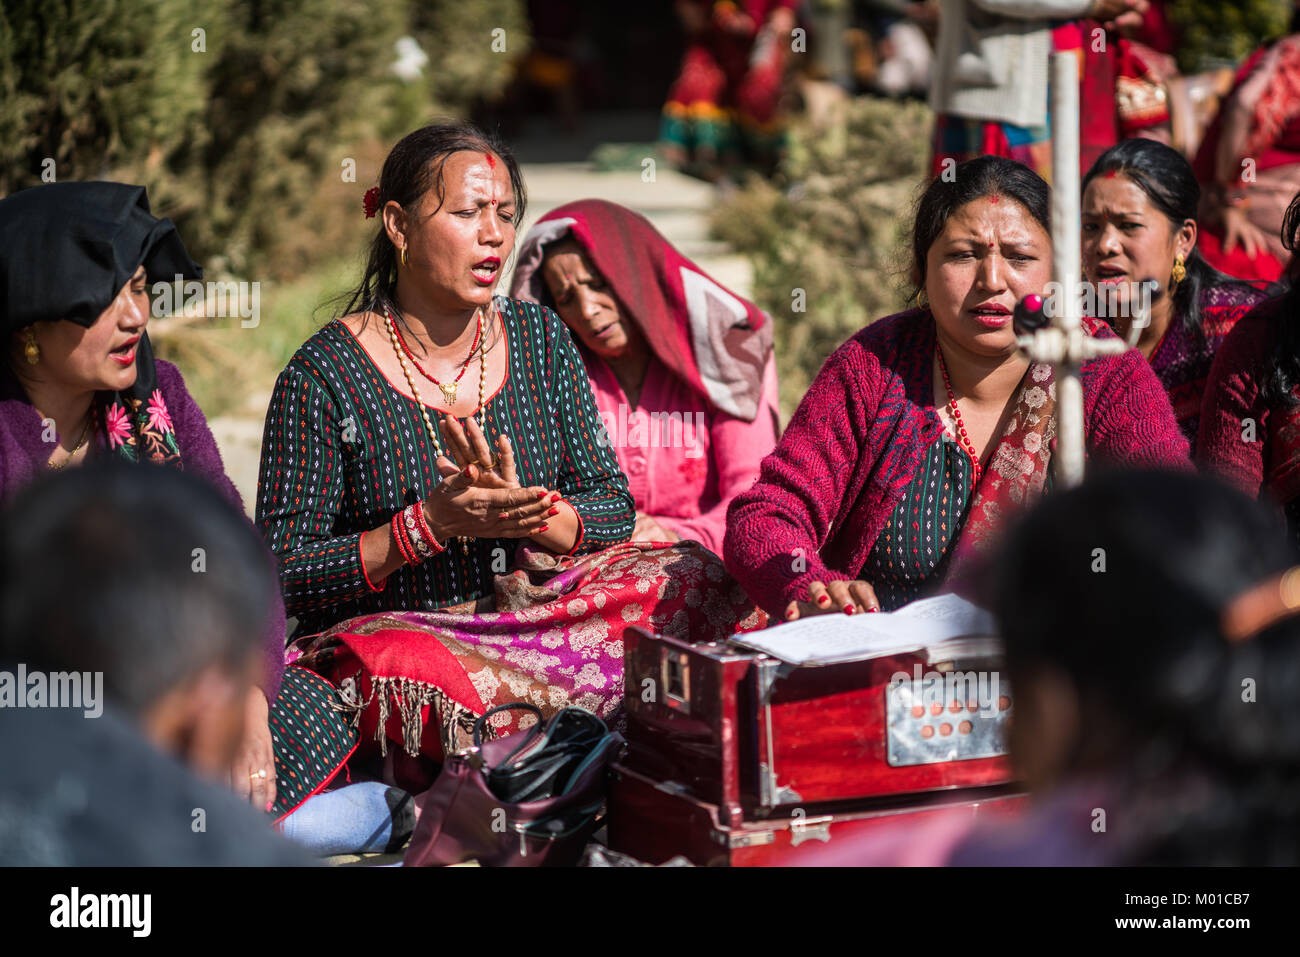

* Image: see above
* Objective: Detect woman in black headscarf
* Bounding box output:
[0,182,355,824]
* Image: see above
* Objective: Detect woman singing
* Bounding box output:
[257,125,762,788]
[725,156,1189,618]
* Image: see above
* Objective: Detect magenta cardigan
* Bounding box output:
[724,308,1192,617]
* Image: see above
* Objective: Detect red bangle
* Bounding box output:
[390,513,410,564]
[413,501,444,553]
[401,503,438,561]
[391,512,417,565]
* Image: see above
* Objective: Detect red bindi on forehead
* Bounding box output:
[484,152,496,168]
[1103,169,1118,179]
[988,194,1000,204]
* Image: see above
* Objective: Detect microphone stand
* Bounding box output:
[1011,52,1152,489]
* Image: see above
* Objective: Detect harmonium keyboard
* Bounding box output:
[606,595,1026,866]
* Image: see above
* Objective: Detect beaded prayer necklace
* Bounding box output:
[383,302,496,555]
[936,344,983,484]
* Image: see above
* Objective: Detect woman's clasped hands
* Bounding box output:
[421,414,562,540]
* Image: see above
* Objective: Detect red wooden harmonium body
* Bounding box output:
[607,625,1022,863]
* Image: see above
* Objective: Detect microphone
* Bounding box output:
[1013,293,1049,335]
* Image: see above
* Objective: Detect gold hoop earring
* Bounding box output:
[23,327,39,365]
[917,289,929,309]
[1170,255,1186,290]
[400,246,409,269]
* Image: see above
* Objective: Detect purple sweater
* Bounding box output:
[0,359,286,698]
[725,309,1192,618]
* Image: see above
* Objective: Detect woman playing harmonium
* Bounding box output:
[510,198,780,556]
[257,124,762,786]
[724,156,1191,619]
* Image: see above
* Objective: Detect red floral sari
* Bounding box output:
[947,358,1058,589]
[288,541,766,780]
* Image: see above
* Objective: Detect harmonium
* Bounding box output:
[605,594,1026,866]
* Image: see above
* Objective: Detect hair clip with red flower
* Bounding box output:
[363,186,381,219]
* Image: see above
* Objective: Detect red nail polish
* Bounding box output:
[499,513,509,520]
[549,492,561,504]
[817,595,830,605]
[548,507,559,516]
[537,524,549,532]
[536,491,547,500]
[844,604,856,615]
[266,801,275,813]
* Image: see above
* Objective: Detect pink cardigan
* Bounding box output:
[725,308,1192,617]
[583,348,780,555]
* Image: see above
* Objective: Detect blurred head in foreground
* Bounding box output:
[988,468,1300,865]
[0,461,272,778]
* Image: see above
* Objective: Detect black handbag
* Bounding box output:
[480,703,614,803]
[404,703,624,866]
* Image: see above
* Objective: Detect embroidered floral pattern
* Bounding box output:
[105,402,132,449]
[147,389,174,435]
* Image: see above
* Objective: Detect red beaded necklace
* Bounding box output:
[388,307,483,407]
[936,344,983,483]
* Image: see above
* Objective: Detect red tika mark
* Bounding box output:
[484,152,496,168]
[1103,169,1118,179]
[988,194,1000,204]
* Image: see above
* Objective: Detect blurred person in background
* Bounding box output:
[724,157,1187,620]
[850,0,936,99]
[929,0,1149,180]
[0,182,354,825]
[1200,191,1300,555]
[1193,5,1300,283]
[659,0,799,180]
[512,198,779,556]
[1081,138,1266,455]
[0,463,311,866]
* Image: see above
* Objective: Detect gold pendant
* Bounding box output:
[439,383,458,405]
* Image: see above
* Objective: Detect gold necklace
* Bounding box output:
[391,309,483,406]
[383,303,495,555]
[47,414,92,471]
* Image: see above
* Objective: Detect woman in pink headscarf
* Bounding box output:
[512,199,780,556]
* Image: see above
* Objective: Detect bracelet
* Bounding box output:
[402,503,442,560]
[411,502,445,555]
[391,511,419,565]
[401,507,431,561]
